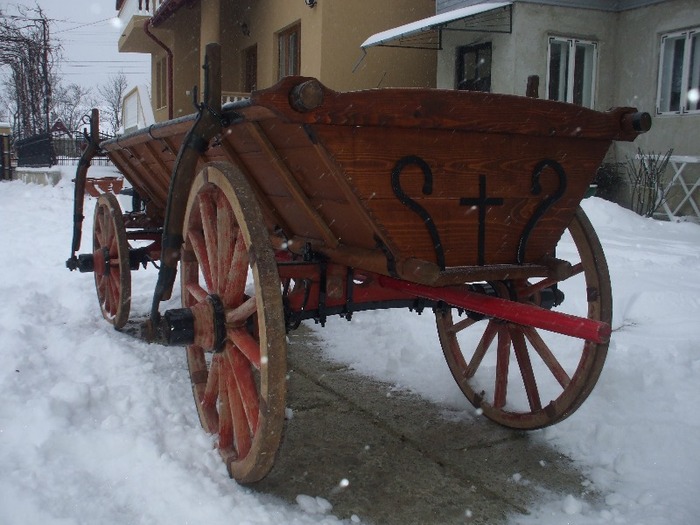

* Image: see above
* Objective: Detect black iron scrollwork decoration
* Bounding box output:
[391,155,445,270]
[517,159,568,264]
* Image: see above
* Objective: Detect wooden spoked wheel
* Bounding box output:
[92,193,130,329]
[436,208,611,429]
[181,162,287,483]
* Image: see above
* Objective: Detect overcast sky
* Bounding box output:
[2,0,150,94]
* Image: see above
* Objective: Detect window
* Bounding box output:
[155,56,167,109]
[547,37,597,108]
[278,24,300,80]
[456,42,492,92]
[657,29,700,114]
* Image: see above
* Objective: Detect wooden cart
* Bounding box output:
[67,45,650,483]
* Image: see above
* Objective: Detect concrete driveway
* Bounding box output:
[256,325,594,524]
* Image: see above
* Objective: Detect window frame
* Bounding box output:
[545,36,598,109]
[455,42,493,92]
[277,23,301,80]
[656,28,700,115]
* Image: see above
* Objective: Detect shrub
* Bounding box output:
[626,148,673,218]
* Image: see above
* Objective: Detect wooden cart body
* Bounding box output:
[100,76,643,287]
[69,53,649,483]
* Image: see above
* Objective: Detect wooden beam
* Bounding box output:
[245,122,339,248]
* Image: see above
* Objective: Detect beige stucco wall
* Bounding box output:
[614,0,700,159]
[144,0,436,121]
[146,9,202,121]
[233,0,435,91]
[437,4,618,105]
[319,0,436,90]
[614,0,700,216]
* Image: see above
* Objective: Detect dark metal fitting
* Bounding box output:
[129,247,151,270]
[208,294,227,353]
[162,307,195,346]
[100,247,111,276]
[66,256,79,271]
[66,253,97,273]
[78,253,95,273]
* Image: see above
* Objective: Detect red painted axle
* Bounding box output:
[378,275,610,344]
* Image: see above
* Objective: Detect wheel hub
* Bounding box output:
[163,294,227,351]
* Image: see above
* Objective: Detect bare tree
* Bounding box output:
[98,72,128,135]
[0,3,58,138]
[51,83,97,134]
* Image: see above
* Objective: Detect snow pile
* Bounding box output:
[0,171,345,525]
[1,169,699,524]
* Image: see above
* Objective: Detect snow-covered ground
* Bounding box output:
[1,167,699,524]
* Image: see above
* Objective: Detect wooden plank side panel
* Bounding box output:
[108,148,167,212]
[213,129,322,242]
[208,119,382,252]
[102,131,186,218]
[314,125,610,267]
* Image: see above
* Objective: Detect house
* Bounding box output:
[116,0,699,218]
[361,0,700,218]
[115,0,436,123]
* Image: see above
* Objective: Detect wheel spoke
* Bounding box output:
[187,230,214,291]
[226,364,253,460]
[188,347,219,433]
[203,354,221,408]
[227,327,261,369]
[227,344,260,435]
[95,215,105,246]
[185,282,208,304]
[226,296,257,326]
[218,357,234,450]
[216,193,234,296]
[466,320,498,378]
[108,271,121,315]
[510,325,542,412]
[102,210,112,246]
[199,191,219,293]
[223,229,248,306]
[522,326,571,388]
[448,315,477,335]
[494,325,511,409]
[109,230,118,257]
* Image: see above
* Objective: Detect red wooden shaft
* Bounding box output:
[377,276,610,344]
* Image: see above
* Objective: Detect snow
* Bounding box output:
[1,167,699,524]
[360,2,512,48]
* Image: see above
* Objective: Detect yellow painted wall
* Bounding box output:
[320,0,436,90]
[140,0,436,121]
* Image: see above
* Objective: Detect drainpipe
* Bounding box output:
[143,18,174,120]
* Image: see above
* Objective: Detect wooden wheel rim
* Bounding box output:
[92,193,130,329]
[181,162,287,483]
[436,207,611,429]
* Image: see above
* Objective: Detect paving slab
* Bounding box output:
[255,325,595,524]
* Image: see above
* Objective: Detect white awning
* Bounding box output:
[361,2,512,50]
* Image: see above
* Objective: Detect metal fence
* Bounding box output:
[14,133,113,168]
[16,133,54,167]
